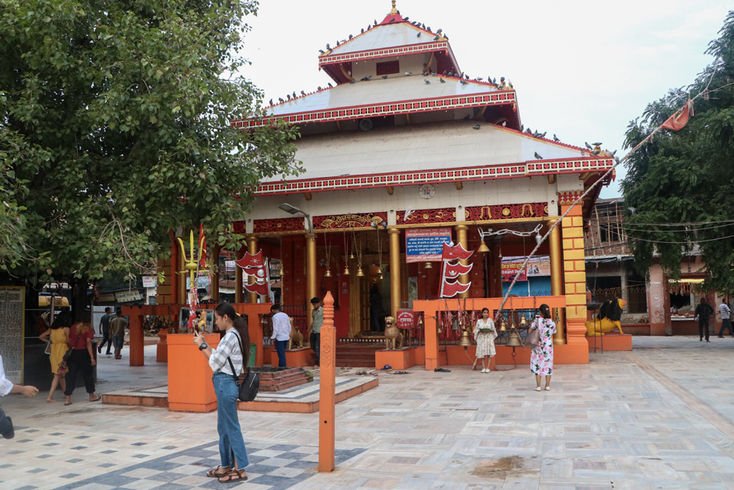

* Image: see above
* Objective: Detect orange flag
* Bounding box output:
[661,99,693,131]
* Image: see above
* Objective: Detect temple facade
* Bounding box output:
[159,2,614,365]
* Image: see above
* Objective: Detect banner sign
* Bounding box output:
[405,228,452,263]
[396,310,416,330]
[142,276,157,288]
[501,256,551,282]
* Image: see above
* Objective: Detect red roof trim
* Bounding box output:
[253,157,614,196]
[234,89,517,128]
[319,40,449,66]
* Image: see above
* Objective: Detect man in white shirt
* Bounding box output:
[1,354,39,439]
[718,300,732,338]
[270,304,291,368]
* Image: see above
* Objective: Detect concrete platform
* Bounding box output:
[5,338,734,489]
[102,376,378,413]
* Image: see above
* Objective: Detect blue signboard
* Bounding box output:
[405,228,452,263]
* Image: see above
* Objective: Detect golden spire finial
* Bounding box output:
[390,0,397,14]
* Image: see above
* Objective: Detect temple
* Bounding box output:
[155,2,615,368]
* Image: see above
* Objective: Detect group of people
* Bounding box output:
[269,297,324,369]
[473,304,557,391]
[693,297,732,342]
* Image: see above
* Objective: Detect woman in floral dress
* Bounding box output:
[530,304,556,391]
[473,308,497,373]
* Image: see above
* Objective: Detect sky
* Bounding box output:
[239,0,732,198]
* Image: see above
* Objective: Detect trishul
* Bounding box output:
[177,229,207,286]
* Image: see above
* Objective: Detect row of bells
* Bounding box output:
[457,313,529,347]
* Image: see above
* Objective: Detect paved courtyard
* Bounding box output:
[2,336,734,489]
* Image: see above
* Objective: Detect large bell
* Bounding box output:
[459,328,473,347]
[506,328,523,347]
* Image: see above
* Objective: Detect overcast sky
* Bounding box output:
[239,0,731,198]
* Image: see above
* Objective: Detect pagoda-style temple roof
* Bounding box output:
[255,121,612,196]
[234,75,517,129]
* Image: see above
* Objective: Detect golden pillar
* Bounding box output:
[455,223,469,298]
[234,250,243,304]
[306,233,317,327]
[388,227,401,317]
[247,236,258,303]
[549,219,565,344]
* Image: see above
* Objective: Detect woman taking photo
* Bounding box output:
[473,308,496,373]
[38,311,71,402]
[63,318,100,405]
[529,303,557,391]
[193,303,249,483]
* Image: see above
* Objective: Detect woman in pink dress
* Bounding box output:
[529,304,556,391]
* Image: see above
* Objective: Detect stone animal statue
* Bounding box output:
[585,298,626,336]
[384,315,402,350]
[288,318,304,350]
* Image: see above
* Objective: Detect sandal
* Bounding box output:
[89,395,101,402]
[206,465,231,478]
[218,469,247,483]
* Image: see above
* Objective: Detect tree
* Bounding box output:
[622,11,734,295]
[0,1,300,299]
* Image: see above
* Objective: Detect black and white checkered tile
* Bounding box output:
[52,441,365,489]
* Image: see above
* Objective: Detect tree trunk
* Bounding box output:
[70,278,90,323]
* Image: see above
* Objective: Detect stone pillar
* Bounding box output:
[648,264,667,335]
[306,234,317,329]
[318,291,336,472]
[559,192,589,354]
[388,227,401,317]
[247,236,258,304]
[455,223,469,298]
[423,307,439,370]
[549,219,565,344]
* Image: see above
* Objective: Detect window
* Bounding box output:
[376,60,399,75]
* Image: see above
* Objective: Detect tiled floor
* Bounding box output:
[3,337,734,488]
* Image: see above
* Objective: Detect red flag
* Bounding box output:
[661,99,693,131]
[440,279,471,298]
[441,242,473,261]
[198,224,207,269]
[444,261,473,278]
[235,251,264,271]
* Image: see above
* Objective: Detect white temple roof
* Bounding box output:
[234,75,513,128]
[263,121,593,183]
[325,21,437,56]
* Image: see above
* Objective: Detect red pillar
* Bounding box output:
[318,291,335,472]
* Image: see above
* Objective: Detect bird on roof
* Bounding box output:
[269,98,273,106]
[427,26,431,31]
[424,79,430,84]
[508,81,514,89]
[326,43,330,50]
[349,34,353,39]
[538,132,547,138]
[464,74,469,80]
[286,94,291,100]
[278,97,284,103]
[585,142,593,150]
[319,49,324,54]
[520,124,524,132]
[300,90,306,96]
[473,124,481,130]
[328,83,333,88]
[404,16,409,21]
[476,77,483,81]
[382,75,388,79]
[361,28,364,33]
[534,152,543,159]
[416,32,421,37]
[292,91,296,98]
[317,86,321,91]
[373,19,377,25]
[460,79,468,85]
[437,28,443,34]
[526,127,533,134]
[433,35,439,40]
[439,78,446,83]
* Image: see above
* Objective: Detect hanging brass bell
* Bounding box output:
[356,265,365,277]
[519,314,528,328]
[499,315,507,332]
[459,328,473,347]
[477,240,490,253]
[506,328,522,347]
[324,268,332,278]
[343,265,350,276]
[424,261,432,269]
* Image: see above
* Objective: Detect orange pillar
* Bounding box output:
[128,310,144,366]
[559,193,589,361]
[424,307,439,370]
[318,291,336,472]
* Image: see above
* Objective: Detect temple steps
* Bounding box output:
[335,340,384,367]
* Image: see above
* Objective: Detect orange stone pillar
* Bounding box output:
[559,193,589,361]
[167,333,220,412]
[318,291,336,472]
[423,306,439,371]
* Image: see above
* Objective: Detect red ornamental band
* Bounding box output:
[557,191,584,206]
[253,217,305,234]
[465,202,548,221]
[313,212,388,230]
[397,207,456,224]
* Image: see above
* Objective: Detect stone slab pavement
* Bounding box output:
[2,336,734,489]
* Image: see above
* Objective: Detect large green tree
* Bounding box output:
[622,11,734,294]
[0,1,299,292]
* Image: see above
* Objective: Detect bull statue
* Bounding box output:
[585,298,626,336]
[384,315,402,350]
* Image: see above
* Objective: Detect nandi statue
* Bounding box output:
[585,298,626,336]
